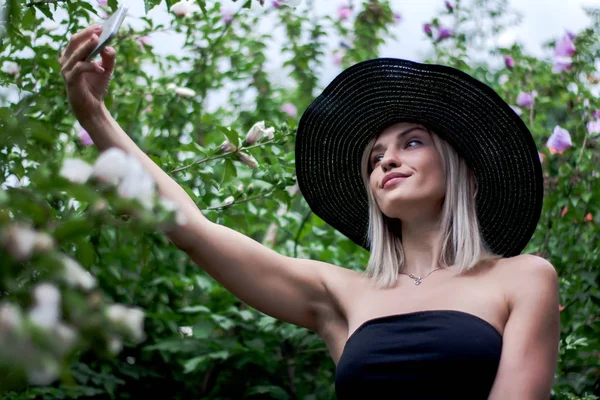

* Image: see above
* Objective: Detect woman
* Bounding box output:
[61,25,560,399]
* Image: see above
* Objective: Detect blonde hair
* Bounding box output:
[359,126,501,288]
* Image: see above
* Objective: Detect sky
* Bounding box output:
[123,0,600,86]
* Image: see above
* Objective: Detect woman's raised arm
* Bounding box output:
[60,25,347,334]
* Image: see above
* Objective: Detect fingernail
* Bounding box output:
[97,66,105,73]
[93,24,103,31]
[90,34,98,41]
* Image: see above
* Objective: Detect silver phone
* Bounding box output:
[86,5,128,62]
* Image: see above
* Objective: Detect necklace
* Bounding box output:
[399,267,444,286]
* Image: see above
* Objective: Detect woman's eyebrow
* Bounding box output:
[371,126,425,153]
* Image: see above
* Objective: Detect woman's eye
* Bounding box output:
[372,155,383,165]
[406,139,422,148]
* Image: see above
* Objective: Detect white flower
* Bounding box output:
[0,302,23,333]
[27,357,60,386]
[179,326,193,337]
[106,304,145,343]
[33,232,55,252]
[244,121,276,144]
[60,158,94,183]
[244,121,264,144]
[108,336,123,354]
[170,0,194,16]
[174,86,196,98]
[159,197,188,225]
[92,147,131,184]
[29,283,61,329]
[222,196,235,207]
[54,322,78,354]
[1,61,19,75]
[1,224,37,261]
[117,158,156,209]
[61,255,97,290]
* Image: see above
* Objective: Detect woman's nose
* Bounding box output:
[381,155,400,172]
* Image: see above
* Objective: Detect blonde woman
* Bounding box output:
[61,25,560,399]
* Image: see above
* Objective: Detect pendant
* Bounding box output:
[414,278,422,286]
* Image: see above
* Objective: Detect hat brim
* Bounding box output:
[295,58,543,257]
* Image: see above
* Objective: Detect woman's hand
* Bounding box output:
[59,25,117,123]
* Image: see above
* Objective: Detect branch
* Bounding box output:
[293,210,313,258]
[26,0,66,6]
[169,138,279,174]
[203,189,276,211]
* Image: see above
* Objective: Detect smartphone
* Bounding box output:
[86,5,128,62]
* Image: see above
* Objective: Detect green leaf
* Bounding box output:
[245,385,290,400]
[53,219,94,241]
[222,158,237,184]
[195,0,206,15]
[217,126,239,148]
[179,305,211,313]
[144,0,162,14]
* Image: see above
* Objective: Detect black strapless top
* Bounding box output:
[335,310,502,400]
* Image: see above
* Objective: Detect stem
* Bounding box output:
[169,138,279,174]
[203,189,276,211]
[25,0,66,6]
[293,210,312,258]
[575,128,589,170]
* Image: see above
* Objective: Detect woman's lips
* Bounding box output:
[383,176,409,189]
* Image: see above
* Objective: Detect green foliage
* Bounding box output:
[0,0,598,398]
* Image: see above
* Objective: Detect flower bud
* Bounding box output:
[220,140,236,153]
[244,121,266,145]
[237,152,259,169]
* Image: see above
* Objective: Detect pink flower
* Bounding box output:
[393,12,402,24]
[273,0,281,7]
[170,0,194,16]
[445,1,453,11]
[504,56,515,69]
[333,51,343,65]
[97,0,107,5]
[593,110,600,118]
[423,23,432,36]
[555,33,576,57]
[586,119,600,135]
[516,92,534,108]
[551,33,575,74]
[338,5,352,20]
[437,26,453,41]
[222,9,234,24]
[546,126,572,154]
[136,36,151,50]
[552,58,573,73]
[280,102,297,118]
[78,129,94,146]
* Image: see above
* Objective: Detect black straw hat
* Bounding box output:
[295,58,544,257]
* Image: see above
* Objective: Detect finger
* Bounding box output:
[61,34,101,76]
[65,61,105,84]
[99,46,116,75]
[61,25,103,62]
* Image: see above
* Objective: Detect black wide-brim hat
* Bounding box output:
[295,58,544,257]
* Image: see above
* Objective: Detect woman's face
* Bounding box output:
[368,122,446,220]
